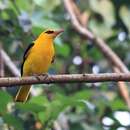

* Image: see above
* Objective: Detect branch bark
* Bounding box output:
[0,47,4,77]
[0,73,130,87]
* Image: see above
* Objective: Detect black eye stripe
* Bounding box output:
[45,30,54,34]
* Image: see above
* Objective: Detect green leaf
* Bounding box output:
[88,47,103,61]
[32,0,44,5]
[38,111,50,123]
[32,26,43,36]
[49,100,65,119]
[29,95,49,106]
[33,0,61,12]
[55,43,70,57]
[12,0,33,12]
[110,98,127,110]
[72,90,93,100]
[16,102,45,113]
[32,18,59,29]
[89,0,115,26]
[0,91,12,113]
[38,94,70,123]
[89,20,114,38]
[120,6,130,32]
[31,12,60,29]
[3,114,24,130]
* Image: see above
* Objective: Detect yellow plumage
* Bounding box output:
[15,29,63,102]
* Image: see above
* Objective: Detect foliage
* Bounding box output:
[0,0,130,130]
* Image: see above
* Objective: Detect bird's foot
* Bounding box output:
[33,73,48,81]
[32,74,42,81]
[41,73,48,80]
[41,73,49,84]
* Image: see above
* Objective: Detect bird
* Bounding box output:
[15,29,64,102]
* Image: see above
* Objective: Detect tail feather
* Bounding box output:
[15,85,31,102]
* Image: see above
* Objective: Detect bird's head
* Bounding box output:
[35,29,64,43]
[43,29,64,39]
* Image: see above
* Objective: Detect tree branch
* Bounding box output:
[1,73,130,87]
[1,49,20,76]
[0,47,4,77]
[63,0,128,73]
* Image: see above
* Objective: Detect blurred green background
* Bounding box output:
[0,0,130,130]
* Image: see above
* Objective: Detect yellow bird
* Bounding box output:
[15,29,64,102]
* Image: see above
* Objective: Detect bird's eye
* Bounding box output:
[45,30,54,34]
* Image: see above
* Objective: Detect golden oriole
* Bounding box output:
[15,29,64,102]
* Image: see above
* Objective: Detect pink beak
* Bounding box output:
[54,29,64,37]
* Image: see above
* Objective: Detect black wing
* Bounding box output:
[51,55,55,63]
[21,43,34,76]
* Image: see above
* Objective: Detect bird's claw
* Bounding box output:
[33,73,48,81]
[41,73,48,80]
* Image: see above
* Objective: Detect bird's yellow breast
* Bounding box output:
[23,40,54,76]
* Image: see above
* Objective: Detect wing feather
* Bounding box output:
[21,43,34,76]
[51,55,55,63]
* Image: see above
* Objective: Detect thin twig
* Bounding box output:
[1,49,20,77]
[0,46,4,77]
[0,73,130,87]
[0,46,5,90]
[10,0,21,15]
